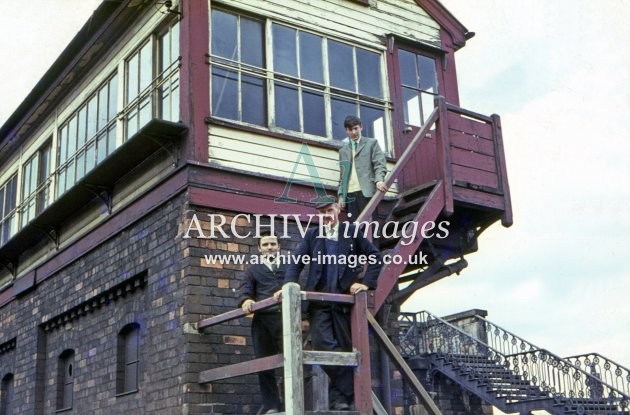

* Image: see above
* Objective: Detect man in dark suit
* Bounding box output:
[238,233,285,414]
[282,199,382,410]
[338,115,388,221]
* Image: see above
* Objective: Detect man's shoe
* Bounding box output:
[331,401,351,410]
[263,409,280,414]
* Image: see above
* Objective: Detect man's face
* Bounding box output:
[345,124,362,141]
[258,236,279,257]
[317,203,340,227]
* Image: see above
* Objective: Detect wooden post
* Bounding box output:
[436,96,454,216]
[282,283,304,414]
[352,292,373,414]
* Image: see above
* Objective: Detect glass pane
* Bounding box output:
[328,40,354,91]
[211,10,238,60]
[125,332,138,362]
[299,32,323,83]
[63,381,73,408]
[273,24,297,77]
[7,177,17,211]
[66,161,75,189]
[398,49,417,88]
[77,106,87,149]
[241,18,264,67]
[57,169,66,197]
[0,188,4,218]
[22,161,33,195]
[139,97,151,128]
[171,21,180,62]
[418,54,438,92]
[87,95,98,139]
[108,125,117,154]
[359,104,386,150]
[108,75,118,121]
[125,362,138,392]
[77,152,85,183]
[274,82,299,131]
[139,42,152,92]
[97,133,107,163]
[67,116,77,156]
[421,92,435,123]
[356,48,382,98]
[242,74,266,126]
[98,85,109,130]
[403,87,421,127]
[86,143,96,174]
[331,97,356,140]
[212,68,238,120]
[59,125,68,161]
[302,90,325,136]
[160,29,171,71]
[127,54,139,102]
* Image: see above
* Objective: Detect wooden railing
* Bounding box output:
[195,282,441,415]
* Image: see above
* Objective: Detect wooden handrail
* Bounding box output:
[357,105,440,224]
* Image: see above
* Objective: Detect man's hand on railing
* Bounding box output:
[273,290,283,302]
[376,181,388,192]
[350,282,369,294]
[241,299,255,314]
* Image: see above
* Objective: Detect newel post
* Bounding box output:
[352,291,373,414]
[435,96,454,215]
[282,282,304,414]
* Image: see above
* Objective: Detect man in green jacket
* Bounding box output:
[338,115,388,221]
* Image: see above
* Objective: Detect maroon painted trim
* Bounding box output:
[35,168,188,284]
[439,29,460,105]
[188,163,336,214]
[12,270,35,297]
[180,1,210,162]
[189,187,314,217]
[415,0,470,50]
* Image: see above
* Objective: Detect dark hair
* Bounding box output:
[257,232,277,247]
[343,115,362,129]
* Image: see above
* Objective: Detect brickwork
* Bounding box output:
[181,207,304,414]
[0,195,187,414]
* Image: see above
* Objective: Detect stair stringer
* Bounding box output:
[373,180,445,312]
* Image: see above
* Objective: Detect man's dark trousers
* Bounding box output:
[252,312,283,410]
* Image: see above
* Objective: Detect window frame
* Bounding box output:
[116,323,140,396]
[209,8,392,152]
[56,350,75,412]
[0,373,14,415]
[0,174,18,247]
[21,139,52,227]
[389,40,446,157]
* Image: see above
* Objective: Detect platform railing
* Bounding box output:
[195,283,441,415]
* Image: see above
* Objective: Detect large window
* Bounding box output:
[0,373,14,415]
[0,175,18,246]
[159,21,180,122]
[21,141,52,227]
[398,49,438,127]
[56,350,75,411]
[57,74,118,197]
[126,40,153,138]
[117,323,140,395]
[210,10,389,150]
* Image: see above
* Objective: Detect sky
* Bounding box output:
[404,0,630,367]
[0,0,628,407]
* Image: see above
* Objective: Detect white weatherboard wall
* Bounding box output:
[208,0,439,186]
